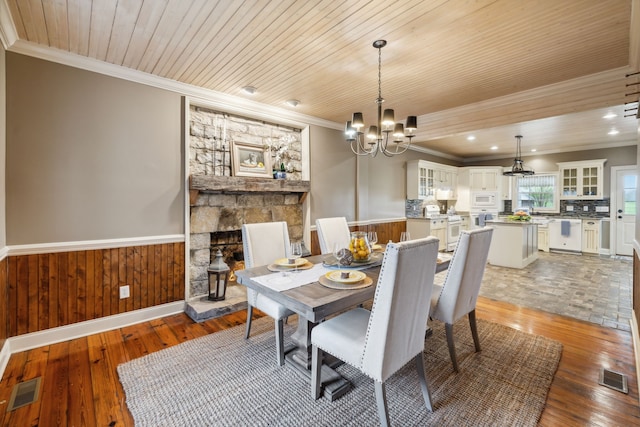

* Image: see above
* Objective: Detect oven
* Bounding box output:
[446,215,462,251]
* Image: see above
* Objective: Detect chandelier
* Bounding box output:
[503,135,534,176]
[344,40,417,157]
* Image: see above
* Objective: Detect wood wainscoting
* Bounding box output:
[310,220,406,255]
[2,243,184,338]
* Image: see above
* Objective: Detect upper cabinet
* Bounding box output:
[468,168,501,192]
[557,159,606,200]
[407,160,434,199]
[407,160,458,200]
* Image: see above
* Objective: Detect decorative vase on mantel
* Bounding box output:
[273,163,287,179]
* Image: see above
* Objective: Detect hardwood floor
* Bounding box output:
[0,296,638,426]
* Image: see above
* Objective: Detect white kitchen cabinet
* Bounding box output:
[435,167,458,200]
[460,215,470,230]
[538,226,549,252]
[582,219,600,254]
[557,160,606,200]
[407,160,435,199]
[406,218,447,251]
[486,221,538,268]
[501,172,512,200]
[469,168,500,191]
[407,160,458,200]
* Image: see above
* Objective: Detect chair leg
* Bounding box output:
[445,323,459,373]
[469,310,481,353]
[374,381,391,427]
[275,318,285,366]
[311,345,323,399]
[415,353,433,412]
[245,305,254,339]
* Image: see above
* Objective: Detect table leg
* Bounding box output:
[285,318,352,401]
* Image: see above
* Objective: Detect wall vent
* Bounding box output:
[598,368,628,394]
[7,377,41,411]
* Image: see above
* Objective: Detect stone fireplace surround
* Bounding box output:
[186,175,310,322]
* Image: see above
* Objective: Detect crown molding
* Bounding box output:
[0,0,17,49]
[7,39,342,131]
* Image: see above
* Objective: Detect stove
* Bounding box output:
[424,204,446,219]
[447,215,462,223]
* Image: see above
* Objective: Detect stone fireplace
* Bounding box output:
[186,175,310,321]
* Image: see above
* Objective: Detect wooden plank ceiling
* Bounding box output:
[4,0,638,160]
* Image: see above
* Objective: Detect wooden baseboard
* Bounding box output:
[632,310,640,407]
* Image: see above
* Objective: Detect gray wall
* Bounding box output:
[309,125,356,222]
[6,53,184,245]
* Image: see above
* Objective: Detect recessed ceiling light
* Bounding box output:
[603,112,617,119]
[531,148,537,152]
[467,135,476,141]
[490,146,498,150]
[286,99,300,107]
[608,129,619,135]
[242,86,257,95]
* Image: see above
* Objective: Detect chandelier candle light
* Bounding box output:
[503,135,534,176]
[345,40,417,157]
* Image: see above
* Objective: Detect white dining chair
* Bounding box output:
[315,217,351,254]
[311,237,440,426]
[242,222,295,366]
[429,227,493,372]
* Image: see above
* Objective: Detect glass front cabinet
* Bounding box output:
[557,159,606,200]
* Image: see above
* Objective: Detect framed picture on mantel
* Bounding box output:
[231,141,272,178]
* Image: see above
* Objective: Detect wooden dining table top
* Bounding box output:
[234,252,450,324]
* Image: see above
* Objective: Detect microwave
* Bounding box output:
[472,192,498,208]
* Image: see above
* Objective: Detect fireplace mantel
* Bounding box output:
[189,175,310,204]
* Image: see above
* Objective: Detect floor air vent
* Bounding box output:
[7,377,41,411]
[598,368,628,394]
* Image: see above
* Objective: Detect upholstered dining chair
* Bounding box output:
[315,217,351,255]
[311,237,440,426]
[242,222,295,366]
[429,227,493,372]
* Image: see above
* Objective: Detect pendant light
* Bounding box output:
[503,135,534,176]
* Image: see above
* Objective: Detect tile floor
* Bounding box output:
[456,251,633,331]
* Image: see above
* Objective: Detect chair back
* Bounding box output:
[242,222,291,268]
[431,227,493,324]
[315,217,351,254]
[361,237,440,382]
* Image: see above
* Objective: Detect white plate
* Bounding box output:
[274,257,307,267]
[325,270,366,284]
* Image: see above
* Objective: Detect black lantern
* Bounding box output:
[207,249,230,301]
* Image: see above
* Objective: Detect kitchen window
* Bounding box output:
[516,173,559,212]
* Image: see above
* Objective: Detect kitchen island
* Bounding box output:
[486,219,538,269]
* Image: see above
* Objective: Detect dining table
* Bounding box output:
[234,247,451,401]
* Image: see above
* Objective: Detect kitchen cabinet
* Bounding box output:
[460,215,470,230]
[435,167,458,200]
[486,220,538,268]
[501,172,512,200]
[538,226,549,252]
[557,159,606,200]
[469,168,500,191]
[582,219,600,254]
[406,218,447,251]
[407,160,458,200]
[407,160,435,199]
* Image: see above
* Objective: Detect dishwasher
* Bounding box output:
[548,219,582,253]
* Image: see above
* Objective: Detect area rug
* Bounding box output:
[117,317,562,426]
